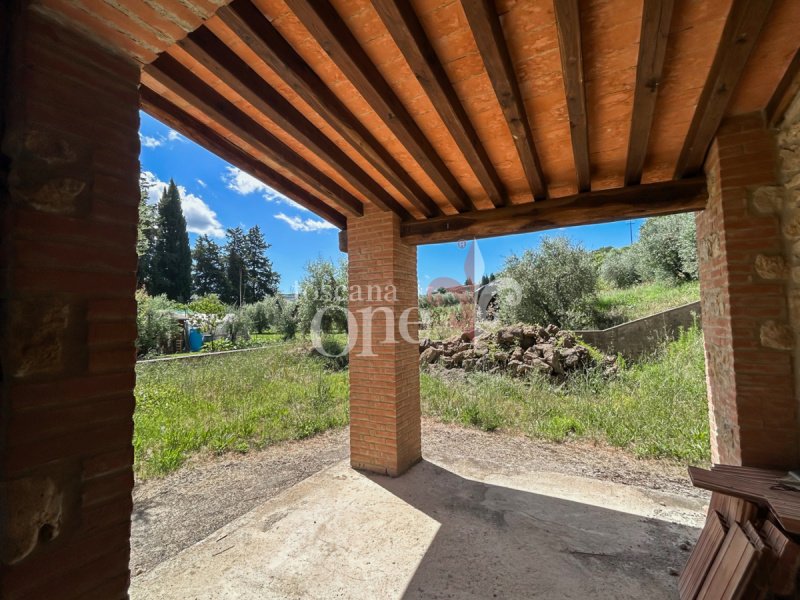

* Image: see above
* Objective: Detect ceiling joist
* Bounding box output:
[372,0,507,208]
[140,87,348,229]
[216,2,440,219]
[674,0,775,178]
[283,0,474,213]
[144,54,364,218]
[766,48,800,128]
[461,0,546,200]
[625,0,674,186]
[553,0,591,193]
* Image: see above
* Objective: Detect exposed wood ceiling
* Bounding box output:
[34,0,800,245]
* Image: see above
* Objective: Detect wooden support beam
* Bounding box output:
[179,27,410,220]
[144,54,363,218]
[461,0,546,200]
[339,230,348,253]
[766,48,800,128]
[218,2,441,218]
[400,177,707,245]
[372,0,506,207]
[674,0,775,177]
[283,0,474,213]
[140,86,348,229]
[553,0,591,192]
[624,0,674,186]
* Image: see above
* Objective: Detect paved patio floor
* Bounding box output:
[130,454,706,599]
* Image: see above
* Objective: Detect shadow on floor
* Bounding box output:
[367,460,698,600]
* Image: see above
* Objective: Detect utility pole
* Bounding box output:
[239,265,243,306]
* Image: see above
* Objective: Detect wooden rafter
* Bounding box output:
[144,54,364,218]
[372,0,506,207]
[140,87,348,229]
[216,1,440,219]
[461,0,546,200]
[674,0,775,177]
[766,49,800,128]
[625,0,674,186]
[400,178,707,245]
[283,0,474,213]
[553,0,591,192]
[178,27,411,220]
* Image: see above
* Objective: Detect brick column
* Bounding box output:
[1,6,140,598]
[697,112,800,469]
[347,207,421,476]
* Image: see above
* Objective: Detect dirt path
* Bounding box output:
[131,419,707,577]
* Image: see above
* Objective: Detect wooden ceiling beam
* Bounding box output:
[144,54,364,218]
[140,86,348,229]
[766,49,800,128]
[400,178,707,246]
[461,0,546,200]
[217,1,441,218]
[625,0,674,186]
[283,0,474,213]
[674,0,775,178]
[179,27,411,220]
[372,0,507,207]
[553,0,591,192]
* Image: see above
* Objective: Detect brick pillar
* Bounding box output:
[347,207,421,476]
[697,112,800,469]
[1,6,140,598]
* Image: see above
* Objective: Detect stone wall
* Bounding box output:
[574,301,701,359]
[1,7,140,598]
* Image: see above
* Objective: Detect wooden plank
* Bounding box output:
[761,519,800,596]
[709,492,758,528]
[284,0,474,213]
[765,48,800,128]
[400,177,707,245]
[178,27,410,220]
[625,0,674,186]
[461,0,546,199]
[144,54,364,218]
[697,523,759,600]
[372,0,506,207]
[679,510,727,600]
[674,0,776,177]
[140,86,348,229]
[553,0,591,192]
[217,2,441,218]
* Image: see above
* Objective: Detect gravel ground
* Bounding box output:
[131,419,707,577]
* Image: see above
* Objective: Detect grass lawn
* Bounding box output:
[134,344,348,478]
[135,325,709,479]
[593,281,700,326]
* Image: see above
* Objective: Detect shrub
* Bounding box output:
[136,289,181,356]
[245,300,271,334]
[188,294,227,350]
[297,258,348,334]
[498,236,598,328]
[600,246,642,288]
[637,213,698,284]
[221,307,251,343]
[270,297,299,340]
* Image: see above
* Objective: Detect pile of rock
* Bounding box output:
[419,324,617,379]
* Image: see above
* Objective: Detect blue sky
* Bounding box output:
[139,112,643,293]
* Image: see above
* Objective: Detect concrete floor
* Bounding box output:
[130,456,706,600]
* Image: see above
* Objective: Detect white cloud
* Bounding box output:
[140,134,163,149]
[166,129,184,142]
[274,212,336,232]
[223,166,308,211]
[196,178,207,188]
[141,171,224,238]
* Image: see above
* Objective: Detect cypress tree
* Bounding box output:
[151,180,192,302]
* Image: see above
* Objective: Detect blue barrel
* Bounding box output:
[188,328,204,352]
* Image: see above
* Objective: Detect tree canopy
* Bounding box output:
[150,180,192,302]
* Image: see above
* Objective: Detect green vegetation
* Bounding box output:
[594,280,700,326]
[422,325,709,464]
[134,344,348,478]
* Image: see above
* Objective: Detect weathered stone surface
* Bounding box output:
[760,320,794,350]
[0,476,63,565]
[755,254,789,280]
[8,299,70,378]
[419,347,440,364]
[750,186,785,215]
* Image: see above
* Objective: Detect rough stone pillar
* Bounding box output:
[697,109,800,468]
[0,6,140,598]
[347,207,421,476]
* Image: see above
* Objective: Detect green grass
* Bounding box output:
[593,280,700,326]
[421,325,709,464]
[134,343,348,478]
